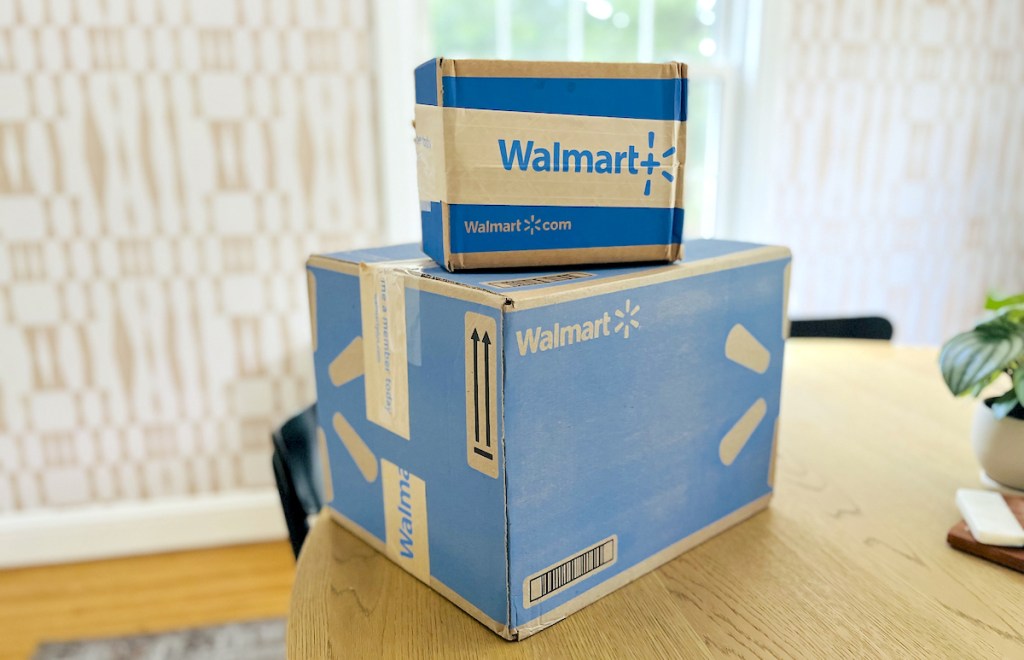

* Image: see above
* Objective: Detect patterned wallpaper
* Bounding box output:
[3,0,1022,515]
[0,0,382,512]
[748,0,1024,345]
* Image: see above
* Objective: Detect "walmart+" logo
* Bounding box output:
[498,131,677,197]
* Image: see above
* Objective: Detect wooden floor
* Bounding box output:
[0,540,295,660]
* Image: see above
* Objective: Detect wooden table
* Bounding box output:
[288,340,1024,658]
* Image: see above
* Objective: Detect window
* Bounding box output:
[420,0,749,239]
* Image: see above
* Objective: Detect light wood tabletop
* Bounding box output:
[288,339,1024,658]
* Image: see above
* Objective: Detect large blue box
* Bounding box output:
[414,58,687,271]
[306,239,791,639]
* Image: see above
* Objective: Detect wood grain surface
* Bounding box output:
[288,339,1024,658]
[0,540,294,660]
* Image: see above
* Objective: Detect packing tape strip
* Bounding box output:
[358,259,432,440]
[415,104,446,202]
[415,104,685,208]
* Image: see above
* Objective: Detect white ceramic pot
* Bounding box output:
[972,401,1024,490]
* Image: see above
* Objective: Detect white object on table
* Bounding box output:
[956,488,1024,547]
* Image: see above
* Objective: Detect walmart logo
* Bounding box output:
[498,131,676,197]
[515,299,641,356]
[614,299,641,339]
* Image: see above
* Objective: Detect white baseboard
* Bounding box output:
[0,490,288,568]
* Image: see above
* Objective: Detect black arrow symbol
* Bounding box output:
[471,328,480,449]
[482,331,491,448]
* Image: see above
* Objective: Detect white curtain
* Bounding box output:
[740,0,1024,344]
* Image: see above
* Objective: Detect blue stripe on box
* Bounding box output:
[448,204,684,254]
[421,201,444,264]
[441,77,687,121]
[415,60,438,106]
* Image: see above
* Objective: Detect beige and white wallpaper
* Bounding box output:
[0,0,382,512]
[3,0,1023,517]
[750,0,1024,345]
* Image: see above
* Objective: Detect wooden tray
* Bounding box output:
[947,495,1024,573]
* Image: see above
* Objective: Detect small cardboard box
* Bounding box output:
[306,239,791,640]
[414,58,687,271]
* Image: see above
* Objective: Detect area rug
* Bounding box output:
[33,617,286,660]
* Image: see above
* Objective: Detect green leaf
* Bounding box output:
[985,293,1024,311]
[968,370,1002,397]
[1014,368,1024,405]
[939,320,1024,395]
[990,389,1020,420]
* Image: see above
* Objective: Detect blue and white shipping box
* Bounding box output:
[306,239,791,639]
[414,58,687,271]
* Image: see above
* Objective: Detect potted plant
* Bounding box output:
[940,293,1024,490]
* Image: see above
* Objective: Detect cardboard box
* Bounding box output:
[414,58,687,271]
[306,239,791,640]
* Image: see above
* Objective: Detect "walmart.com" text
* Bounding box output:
[463,214,571,236]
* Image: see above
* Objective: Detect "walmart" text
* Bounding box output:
[499,140,641,174]
[516,313,612,356]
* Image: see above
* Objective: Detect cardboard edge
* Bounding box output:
[436,59,687,80]
[442,204,454,271]
[498,303,515,638]
[306,266,317,352]
[437,58,453,272]
[513,493,773,640]
[436,60,454,272]
[508,245,792,311]
[768,417,781,488]
[433,56,443,101]
[782,260,792,340]
[432,576,515,640]
[326,507,515,640]
[307,254,508,308]
[451,244,681,271]
[307,254,360,276]
[414,275,509,308]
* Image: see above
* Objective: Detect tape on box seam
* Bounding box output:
[358,260,430,440]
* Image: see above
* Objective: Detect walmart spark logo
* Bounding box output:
[515,299,641,356]
[323,335,380,484]
[640,132,676,197]
[524,215,542,235]
[498,130,677,196]
[613,299,641,339]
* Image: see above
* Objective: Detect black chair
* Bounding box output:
[790,316,893,340]
[272,404,324,559]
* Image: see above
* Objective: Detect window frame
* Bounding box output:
[370,0,766,243]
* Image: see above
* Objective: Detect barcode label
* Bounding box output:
[523,535,617,608]
[484,272,593,289]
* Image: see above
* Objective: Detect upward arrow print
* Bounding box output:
[482,331,491,449]
[471,329,481,453]
[465,312,498,478]
[470,328,493,459]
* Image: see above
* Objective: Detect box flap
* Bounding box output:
[310,240,790,310]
